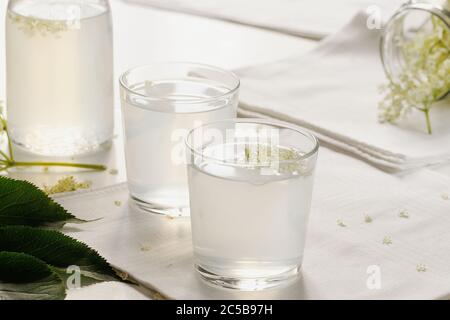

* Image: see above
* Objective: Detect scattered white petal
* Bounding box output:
[140,244,151,252]
[337,219,347,227]
[416,264,427,272]
[398,210,410,219]
[364,214,373,223]
[383,236,393,245]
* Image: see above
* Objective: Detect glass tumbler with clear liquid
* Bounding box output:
[120,63,239,216]
[186,119,319,290]
[5,0,114,156]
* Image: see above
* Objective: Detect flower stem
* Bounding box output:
[0,117,14,161]
[0,165,11,172]
[0,111,105,172]
[6,129,14,161]
[0,150,11,162]
[423,108,432,135]
[11,161,106,171]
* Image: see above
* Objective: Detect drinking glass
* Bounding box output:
[185,119,319,290]
[6,0,114,156]
[120,63,239,216]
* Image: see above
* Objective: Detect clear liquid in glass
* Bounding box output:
[122,79,237,216]
[188,143,314,290]
[6,0,114,156]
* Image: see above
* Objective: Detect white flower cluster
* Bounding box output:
[379,15,450,134]
[8,11,68,38]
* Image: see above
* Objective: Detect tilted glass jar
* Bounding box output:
[5,0,114,156]
[380,0,450,99]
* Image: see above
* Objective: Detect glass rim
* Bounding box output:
[119,61,241,104]
[185,118,319,166]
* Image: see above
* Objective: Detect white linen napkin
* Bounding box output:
[124,0,403,39]
[236,12,450,171]
[55,148,450,300]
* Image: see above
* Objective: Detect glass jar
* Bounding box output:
[5,0,114,157]
[380,0,450,98]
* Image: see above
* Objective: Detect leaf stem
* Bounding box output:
[11,161,106,171]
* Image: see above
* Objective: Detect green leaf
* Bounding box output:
[0,226,120,284]
[0,176,84,227]
[0,251,65,300]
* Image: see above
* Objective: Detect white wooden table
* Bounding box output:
[0,0,448,299]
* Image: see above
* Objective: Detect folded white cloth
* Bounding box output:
[55,148,450,299]
[125,0,403,39]
[236,12,450,171]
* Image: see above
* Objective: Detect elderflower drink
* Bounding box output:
[6,0,114,156]
[120,63,239,216]
[186,119,319,290]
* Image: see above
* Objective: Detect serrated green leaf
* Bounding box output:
[0,252,65,300]
[0,226,120,284]
[0,176,84,227]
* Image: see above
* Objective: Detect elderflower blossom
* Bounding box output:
[43,176,92,195]
[398,210,410,219]
[8,11,68,38]
[382,236,393,245]
[379,16,450,133]
[416,264,427,272]
[243,144,309,175]
[337,219,347,227]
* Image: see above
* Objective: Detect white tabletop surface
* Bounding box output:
[0,0,448,300]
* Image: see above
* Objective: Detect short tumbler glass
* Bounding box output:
[186,119,319,290]
[120,63,239,216]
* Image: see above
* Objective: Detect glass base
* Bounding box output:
[130,195,190,217]
[12,137,112,157]
[196,264,300,291]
